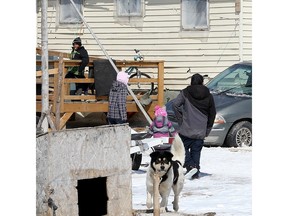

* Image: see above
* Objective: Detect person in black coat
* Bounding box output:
[65,37,89,95]
[173,73,216,179]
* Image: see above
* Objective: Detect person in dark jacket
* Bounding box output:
[65,37,89,95]
[107,71,129,124]
[173,73,216,179]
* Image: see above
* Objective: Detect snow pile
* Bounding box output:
[132,147,252,216]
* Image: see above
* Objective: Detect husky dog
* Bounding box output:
[146,135,185,212]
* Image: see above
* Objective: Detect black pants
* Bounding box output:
[65,72,88,92]
[107,117,126,125]
[179,134,204,171]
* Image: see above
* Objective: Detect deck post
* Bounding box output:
[55,53,64,130]
[53,60,59,113]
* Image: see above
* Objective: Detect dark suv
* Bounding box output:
[166,61,252,147]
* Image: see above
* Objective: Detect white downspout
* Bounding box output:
[239,0,244,62]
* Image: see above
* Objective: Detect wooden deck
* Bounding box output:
[36,48,164,130]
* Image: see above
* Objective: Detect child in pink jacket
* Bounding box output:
[148,105,176,141]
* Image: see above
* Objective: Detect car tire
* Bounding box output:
[131,153,142,170]
[224,121,252,147]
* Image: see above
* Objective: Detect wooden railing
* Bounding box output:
[36,48,164,130]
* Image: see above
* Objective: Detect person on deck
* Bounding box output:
[107,71,129,124]
[173,73,216,179]
[65,37,89,95]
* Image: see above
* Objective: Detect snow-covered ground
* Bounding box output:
[132,147,252,216]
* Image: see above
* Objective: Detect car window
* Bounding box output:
[207,64,252,96]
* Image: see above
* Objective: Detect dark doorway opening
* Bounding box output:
[77,177,108,216]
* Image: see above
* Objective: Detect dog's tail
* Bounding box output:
[171,134,185,165]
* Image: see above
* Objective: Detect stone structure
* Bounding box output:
[36,124,132,216]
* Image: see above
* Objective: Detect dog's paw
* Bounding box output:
[160,207,167,213]
[172,201,179,212]
[146,201,152,209]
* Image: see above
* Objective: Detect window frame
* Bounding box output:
[180,0,210,31]
[58,0,83,25]
[116,0,143,17]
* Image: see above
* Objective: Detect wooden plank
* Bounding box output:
[37,47,102,60]
[36,70,42,77]
[53,62,59,113]
[61,68,68,113]
[64,78,94,83]
[36,47,42,55]
[36,68,59,77]
[38,94,157,101]
[64,95,97,100]
[36,77,54,83]
[63,102,132,112]
[36,47,70,58]
[36,102,41,112]
[63,59,82,64]
[48,51,69,58]
[59,112,74,130]
[129,78,158,83]
[36,95,54,100]
[55,54,64,130]
[63,95,157,100]
[63,102,109,112]
[63,101,157,113]
[36,61,58,67]
[61,60,162,68]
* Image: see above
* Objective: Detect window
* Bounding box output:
[181,0,209,30]
[207,64,252,96]
[59,0,83,24]
[116,0,142,17]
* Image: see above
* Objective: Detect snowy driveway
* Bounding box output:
[132,147,252,216]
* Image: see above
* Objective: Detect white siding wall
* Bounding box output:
[37,0,245,89]
[242,0,252,61]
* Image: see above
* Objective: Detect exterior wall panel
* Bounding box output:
[37,0,249,89]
